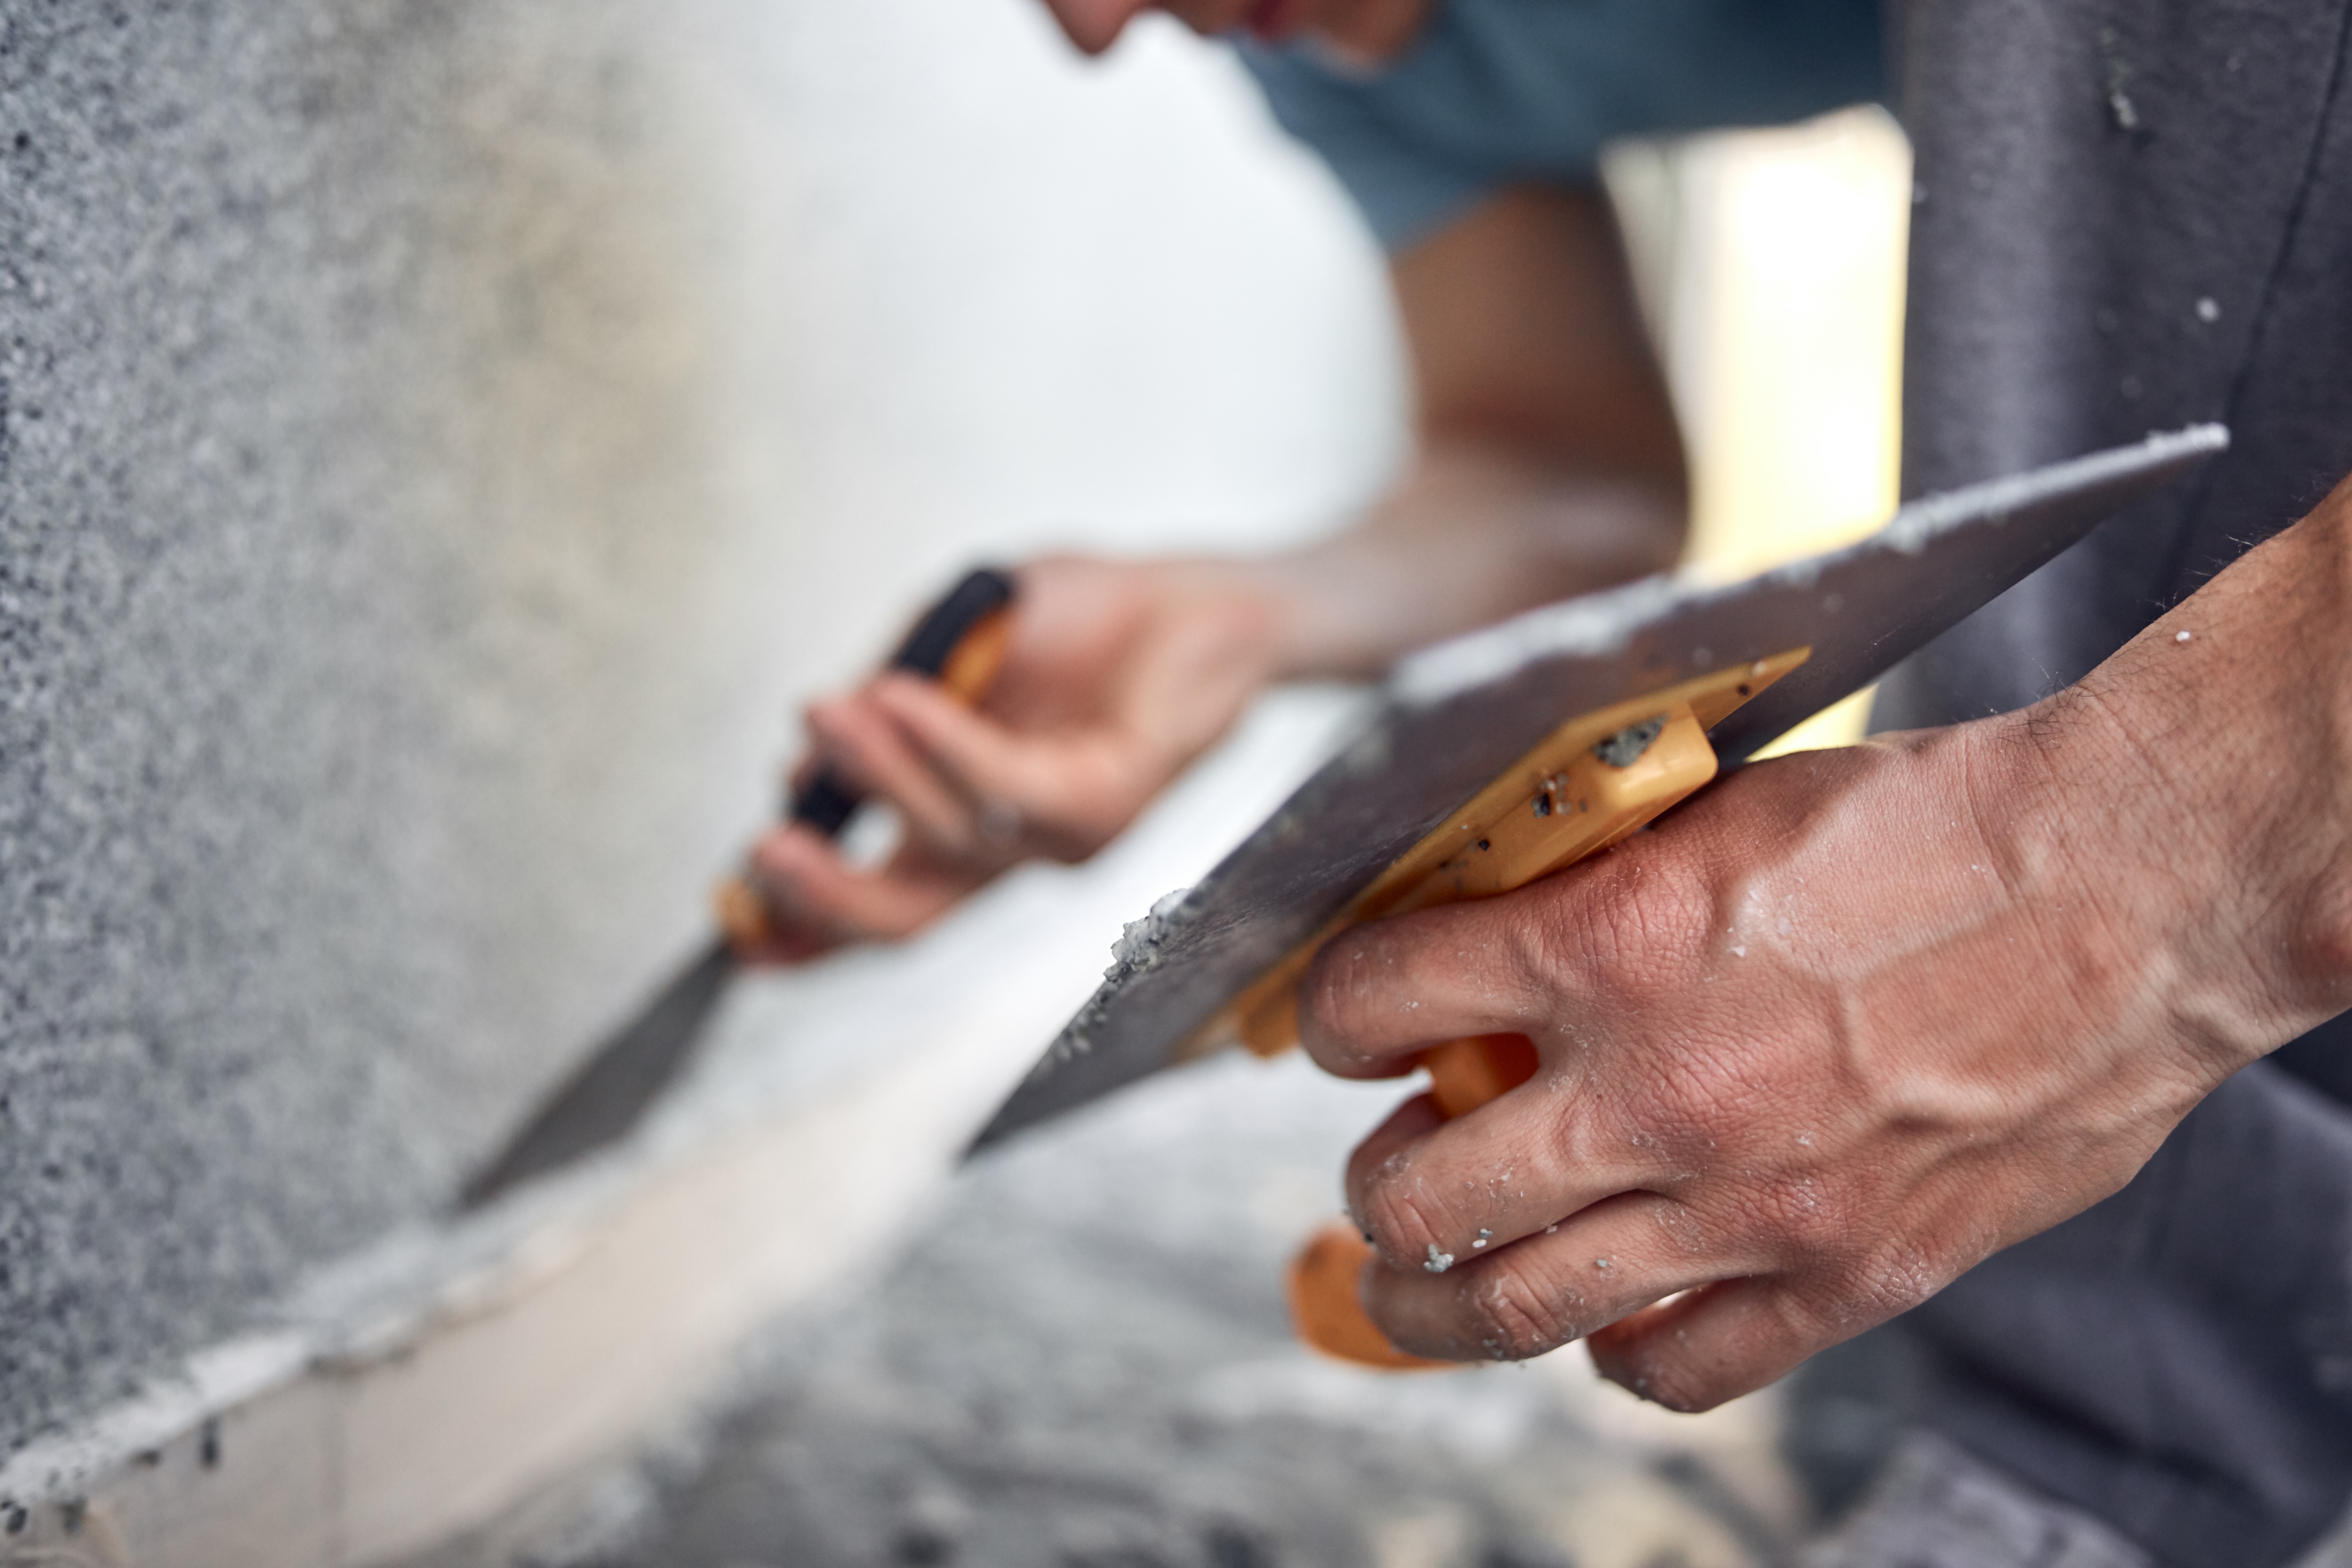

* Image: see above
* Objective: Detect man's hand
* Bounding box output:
[743,187,1686,963]
[1299,480,2352,1407]
[739,556,1283,962]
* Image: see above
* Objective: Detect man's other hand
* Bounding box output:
[738,556,1282,963]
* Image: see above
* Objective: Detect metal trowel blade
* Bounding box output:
[456,938,736,1210]
[967,425,2229,1155]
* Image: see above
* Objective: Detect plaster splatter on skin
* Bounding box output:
[1425,1244,1455,1274]
[1473,1228,1493,1250]
[2177,630,2194,643]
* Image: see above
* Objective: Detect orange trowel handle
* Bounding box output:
[1288,705,1732,1369]
[714,568,1018,945]
[1424,1031,1542,1119]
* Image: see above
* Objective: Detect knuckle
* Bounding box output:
[1626,1051,1730,1149]
[1354,1163,1448,1271]
[1593,1320,1720,1413]
[1771,1249,1936,1352]
[1635,1352,1727,1414]
[1516,857,1715,1010]
[1842,1241,1949,1320]
[1461,1264,1578,1362]
[749,834,798,883]
[1745,1174,1852,1262]
[1300,936,1401,1057]
[1511,888,1608,998]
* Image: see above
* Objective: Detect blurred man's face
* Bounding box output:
[1043,0,1438,63]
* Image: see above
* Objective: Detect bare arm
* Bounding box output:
[747,185,1689,958]
[1255,184,1686,675]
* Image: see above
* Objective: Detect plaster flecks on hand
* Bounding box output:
[1294,713,2268,1407]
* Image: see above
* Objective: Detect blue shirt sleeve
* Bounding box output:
[1241,0,1885,251]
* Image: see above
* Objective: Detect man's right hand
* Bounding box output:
[737,555,1285,962]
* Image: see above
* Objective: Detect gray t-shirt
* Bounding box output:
[1240,0,1884,250]
[1882,5,2352,1564]
[1250,4,2352,1560]
[1879,0,2352,730]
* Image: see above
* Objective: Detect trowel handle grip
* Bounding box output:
[1421,1032,1541,1119]
[1290,704,1728,1370]
[714,567,1018,945]
[788,565,1019,832]
[1279,1034,1541,1375]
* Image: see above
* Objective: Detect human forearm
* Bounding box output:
[1230,439,1685,680]
[1223,182,1688,680]
[2028,469,2352,1073]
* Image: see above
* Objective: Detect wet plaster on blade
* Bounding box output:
[1387,424,2227,714]
[1041,887,1200,1069]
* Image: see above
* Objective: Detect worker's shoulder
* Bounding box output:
[1237,0,1884,249]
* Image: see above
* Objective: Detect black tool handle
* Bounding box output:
[789,566,1016,835]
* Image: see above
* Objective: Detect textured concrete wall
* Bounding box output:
[0,0,1396,1454]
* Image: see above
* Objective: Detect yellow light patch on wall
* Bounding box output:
[1608,106,1912,753]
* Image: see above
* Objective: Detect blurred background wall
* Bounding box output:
[0,0,1400,1455]
[0,0,1904,1485]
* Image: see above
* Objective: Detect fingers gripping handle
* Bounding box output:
[713,567,1018,944]
[1288,702,1730,1369]
[792,565,1018,829]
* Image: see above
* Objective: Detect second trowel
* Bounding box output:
[458,567,1020,1210]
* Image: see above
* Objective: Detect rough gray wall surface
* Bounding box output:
[0,0,788,1451]
[0,0,1397,1459]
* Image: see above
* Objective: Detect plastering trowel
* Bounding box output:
[456,567,1019,1211]
[965,425,2227,1369]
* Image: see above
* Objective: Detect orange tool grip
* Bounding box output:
[714,572,1018,948]
[1424,1032,1542,1120]
[1274,657,1806,1370]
